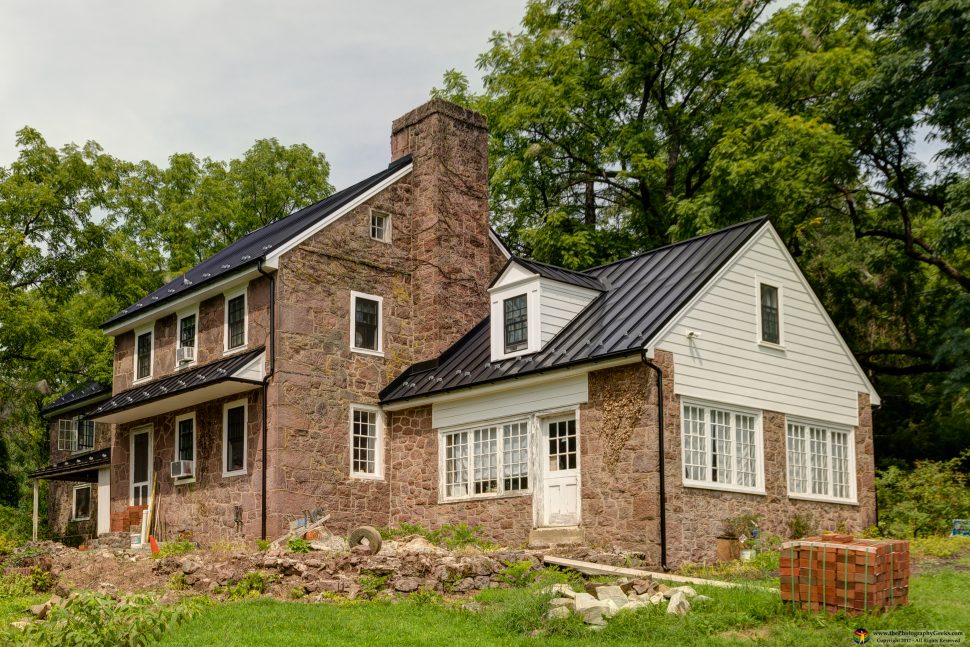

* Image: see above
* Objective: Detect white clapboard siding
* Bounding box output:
[539,280,600,346]
[654,228,874,428]
[432,374,588,429]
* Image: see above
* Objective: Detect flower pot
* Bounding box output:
[740,548,757,562]
[716,536,741,562]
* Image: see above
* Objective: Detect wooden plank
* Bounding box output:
[32,480,39,542]
[542,555,776,592]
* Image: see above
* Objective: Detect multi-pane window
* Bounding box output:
[57,419,96,452]
[136,330,152,380]
[787,422,853,501]
[352,294,381,352]
[681,402,761,491]
[72,485,91,521]
[760,283,780,344]
[547,419,577,471]
[351,408,381,477]
[443,421,531,500]
[227,294,246,350]
[503,295,528,353]
[224,402,246,475]
[370,210,390,242]
[179,314,196,349]
[177,416,194,463]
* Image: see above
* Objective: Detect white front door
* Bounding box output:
[541,416,580,527]
[130,427,152,506]
[97,467,110,535]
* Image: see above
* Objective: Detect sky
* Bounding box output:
[0,1,526,188]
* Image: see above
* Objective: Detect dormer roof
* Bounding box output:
[489,257,607,292]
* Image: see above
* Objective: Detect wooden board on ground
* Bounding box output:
[542,555,776,592]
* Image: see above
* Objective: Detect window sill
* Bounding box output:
[133,376,152,385]
[351,347,384,358]
[683,481,766,496]
[222,469,247,478]
[174,477,196,486]
[350,472,385,482]
[223,346,249,358]
[788,493,858,506]
[71,516,90,522]
[175,361,197,371]
[441,490,531,504]
[757,340,786,351]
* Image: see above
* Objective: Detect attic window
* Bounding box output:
[370,210,390,243]
[503,295,528,353]
[758,282,783,346]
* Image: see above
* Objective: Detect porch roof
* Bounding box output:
[88,348,265,424]
[28,448,110,482]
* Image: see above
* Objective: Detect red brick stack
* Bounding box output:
[779,534,909,614]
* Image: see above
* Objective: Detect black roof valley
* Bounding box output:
[381,217,768,403]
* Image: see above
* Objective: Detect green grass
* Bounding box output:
[0,594,46,627]
[157,568,970,647]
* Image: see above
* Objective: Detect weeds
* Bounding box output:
[409,589,442,605]
[497,560,537,588]
[379,522,496,550]
[155,540,196,559]
[0,574,33,599]
[286,537,311,554]
[289,586,306,600]
[216,572,276,600]
[169,573,190,591]
[358,573,389,598]
[256,539,271,551]
[910,535,970,560]
[787,512,816,539]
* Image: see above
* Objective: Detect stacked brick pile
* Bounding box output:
[779,534,909,614]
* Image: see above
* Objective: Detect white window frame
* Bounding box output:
[72,484,92,521]
[438,417,532,502]
[489,279,541,361]
[755,276,785,349]
[222,399,248,477]
[134,323,154,383]
[129,425,153,506]
[680,398,766,495]
[370,208,391,243]
[349,405,384,480]
[785,417,857,505]
[223,285,248,354]
[350,291,384,357]
[174,411,197,484]
[176,305,199,369]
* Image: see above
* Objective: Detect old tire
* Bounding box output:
[348,526,382,555]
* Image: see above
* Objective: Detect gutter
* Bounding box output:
[640,350,669,572]
[257,260,277,540]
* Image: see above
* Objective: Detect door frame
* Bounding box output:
[533,407,582,528]
[129,425,153,506]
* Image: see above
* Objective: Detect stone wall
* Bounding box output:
[386,406,534,546]
[46,409,112,540]
[111,277,270,394]
[109,389,264,543]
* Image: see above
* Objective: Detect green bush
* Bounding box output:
[0,506,32,546]
[286,537,311,554]
[29,567,54,593]
[1,591,209,646]
[255,539,271,551]
[155,540,196,559]
[497,560,537,588]
[787,512,816,539]
[910,535,970,559]
[877,451,970,538]
[217,572,276,600]
[0,574,33,599]
[169,573,190,591]
[358,573,389,598]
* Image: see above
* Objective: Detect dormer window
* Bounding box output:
[503,295,528,353]
[370,210,390,243]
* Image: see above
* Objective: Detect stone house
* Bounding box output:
[33,99,878,566]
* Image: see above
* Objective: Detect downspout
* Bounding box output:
[257,260,276,540]
[641,350,669,572]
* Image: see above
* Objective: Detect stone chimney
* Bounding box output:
[391,99,492,361]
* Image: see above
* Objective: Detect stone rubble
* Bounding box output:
[545,577,706,627]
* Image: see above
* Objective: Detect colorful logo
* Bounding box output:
[853,628,870,645]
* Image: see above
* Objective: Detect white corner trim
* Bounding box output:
[264,164,413,268]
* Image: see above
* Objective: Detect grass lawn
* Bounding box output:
[0,593,46,627]
[157,567,970,647]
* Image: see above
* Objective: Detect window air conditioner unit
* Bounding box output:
[176,346,196,364]
[171,460,194,479]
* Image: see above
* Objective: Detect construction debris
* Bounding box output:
[545,577,698,626]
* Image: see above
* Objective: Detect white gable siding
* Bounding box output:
[432,374,588,429]
[654,229,872,428]
[539,280,599,346]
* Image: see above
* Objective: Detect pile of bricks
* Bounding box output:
[779,534,909,614]
[109,505,147,533]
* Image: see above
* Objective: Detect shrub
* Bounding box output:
[255,539,271,551]
[721,512,762,542]
[910,535,970,559]
[358,573,389,598]
[289,586,306,600]
[169,573,190,591]
[155,540,196,559]
[876,451,970,538]
[286,537,311,554]
[787,512,816,539]
[498,560,537,588]
[29,566,54,593]
[217,572,276,600]
[1,591,209,646]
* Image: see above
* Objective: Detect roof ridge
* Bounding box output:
[583,216,769,274]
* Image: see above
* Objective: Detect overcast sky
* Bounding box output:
[0,1,526,188]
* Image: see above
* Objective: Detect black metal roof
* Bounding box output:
[89,348,264,418]
[381,217,768,403]
[28,448,110,482]
[41,381,112,416]
[494,257,607,292]
[102,155,414,329]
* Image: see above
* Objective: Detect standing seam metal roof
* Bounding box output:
[102,155,414,329]
[493,257,607,291]
[380,217,768,403]
[41,381,112,416]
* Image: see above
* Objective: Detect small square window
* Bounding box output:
[503,295,528,353]
[370,210,390,242]
[759,283,780,345]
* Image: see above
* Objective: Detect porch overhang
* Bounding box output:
[88,348,265,425]
[28,448,110,483]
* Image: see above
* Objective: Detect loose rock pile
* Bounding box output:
[543,579,709,627]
